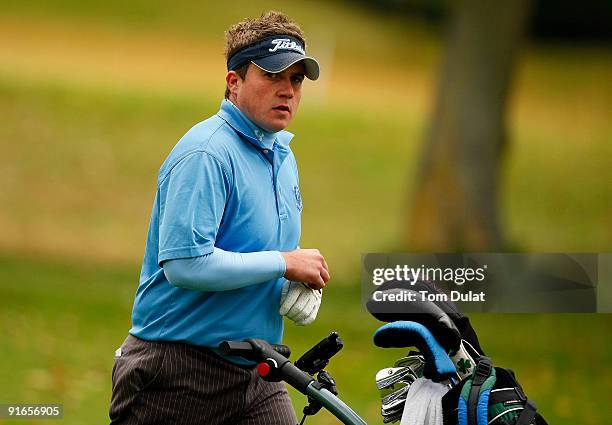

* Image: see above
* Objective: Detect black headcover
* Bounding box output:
[367,279,486,355]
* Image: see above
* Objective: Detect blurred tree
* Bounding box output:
[406,0,532,250]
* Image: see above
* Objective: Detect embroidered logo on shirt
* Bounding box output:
[293,186,303,212]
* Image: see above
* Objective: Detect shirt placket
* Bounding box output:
[254,128,289,221]
[272,149,288,221]
[260,148,287,221]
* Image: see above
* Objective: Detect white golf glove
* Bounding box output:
[279,281,322,326]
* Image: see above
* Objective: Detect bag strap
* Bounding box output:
[515,399,537,425]
[467,357,493,425]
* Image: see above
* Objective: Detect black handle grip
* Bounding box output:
[220,340,312,392]
[272,344,291,359]
[219,340,254,360]
[219,340,291,360]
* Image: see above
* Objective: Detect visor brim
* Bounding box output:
[252,53,320,80]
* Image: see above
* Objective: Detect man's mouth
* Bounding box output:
[272,105,290,113]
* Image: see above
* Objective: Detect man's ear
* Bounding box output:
[226,71,241,99]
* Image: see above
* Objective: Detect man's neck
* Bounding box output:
[227,99,275,136]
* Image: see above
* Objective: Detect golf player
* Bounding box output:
[109,11,328,425]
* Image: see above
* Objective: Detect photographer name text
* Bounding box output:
[372,289,486,303]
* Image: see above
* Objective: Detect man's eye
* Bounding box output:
[292,76,304,84]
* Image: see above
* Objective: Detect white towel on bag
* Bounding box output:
[400,377,448,425]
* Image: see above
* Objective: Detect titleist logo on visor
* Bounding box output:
[269,38,305,54]
[227,35,307,71]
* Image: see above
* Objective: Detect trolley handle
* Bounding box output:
[219,340,291,360]
[219,339,313,393]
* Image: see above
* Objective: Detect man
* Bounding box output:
[109,11,328,425]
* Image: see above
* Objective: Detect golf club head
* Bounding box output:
[394,354,426,375]
[376,366,418,390]
[382,384,410,406]
[381,384,410,423]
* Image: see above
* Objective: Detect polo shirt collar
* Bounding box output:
[217,99,294,150]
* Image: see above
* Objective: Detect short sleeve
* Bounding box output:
[157,151,231,264]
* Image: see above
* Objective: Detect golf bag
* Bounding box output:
[442,357,547,425]
[369,280,548,425]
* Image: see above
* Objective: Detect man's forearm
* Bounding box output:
[163,248,286,291]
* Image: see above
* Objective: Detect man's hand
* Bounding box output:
[279,281,322,326]
[281,249,330,290]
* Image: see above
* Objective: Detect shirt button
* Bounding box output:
[263,149,269,154]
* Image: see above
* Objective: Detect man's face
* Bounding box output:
[227,62,305,133]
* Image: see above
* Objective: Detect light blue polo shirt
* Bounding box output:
[130,99,302,351]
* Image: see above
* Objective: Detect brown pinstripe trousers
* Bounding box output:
[109,335,298,425]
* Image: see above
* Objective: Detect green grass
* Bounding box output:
[0,253,610,424]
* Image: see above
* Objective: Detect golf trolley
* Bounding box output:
[220,327,471,425]
[219,327,476,425]
[220,332,367,425]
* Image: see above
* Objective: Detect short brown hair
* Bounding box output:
[224,11,306,98]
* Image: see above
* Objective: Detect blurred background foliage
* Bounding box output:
[0,1,610,424]
[357,0,612,40]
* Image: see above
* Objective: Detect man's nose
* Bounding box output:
[277,78,294,98]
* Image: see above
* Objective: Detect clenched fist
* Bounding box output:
[281,249,330,290]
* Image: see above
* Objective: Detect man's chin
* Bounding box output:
[265,120,290,133]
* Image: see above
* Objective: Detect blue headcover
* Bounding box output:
[374,321,457,381]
